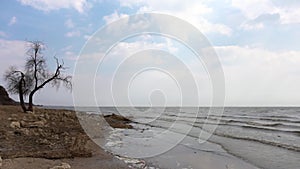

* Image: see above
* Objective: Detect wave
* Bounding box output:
[151,115,300,129]
[209,114,300,123]
[145,112,300,126]
[191,120,300,136]
[136,114,300,136]
[140,119,300,153]
[213,132,300,152]
[240,125,300,134]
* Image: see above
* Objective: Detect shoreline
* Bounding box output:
[2,105,286,169]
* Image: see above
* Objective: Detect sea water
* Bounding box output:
[48,106,300,169]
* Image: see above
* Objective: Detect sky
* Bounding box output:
[1,0,300,106]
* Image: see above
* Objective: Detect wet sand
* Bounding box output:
[145,136,260,169]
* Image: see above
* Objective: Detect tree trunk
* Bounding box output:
[27,92,34,112]
[27,76,56,112]
[18,85,27,112]
[19,93,27,112]
[18,75,27,112]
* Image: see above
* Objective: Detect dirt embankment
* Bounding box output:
[0,86,17,105]
[0,106,92,159]
[0,105,131,169]
[104,114,133,129]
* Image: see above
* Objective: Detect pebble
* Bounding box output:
[10,121,20,129]
[50,162,71,169]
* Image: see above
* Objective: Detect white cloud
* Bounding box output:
[60,45,76,60]
[231,0,275,20]
[8,16,17,26]
[103,11,129,24]
[279,6,300,24]
[232,0,300,25]
[18,0,90,13]
[64,18,74,28]
[216,45,300,106]
[117,0,232,36]
[240,22,264,30]
[0,39,27,95]
[119,0,145,8]
[74,37,214,106]
[65,30,81,37]
[79,38,170,61]
[0,39,26,69]
[64,51,77,61]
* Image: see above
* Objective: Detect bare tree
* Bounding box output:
[4,66,32,112]
[4,41,72,112]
